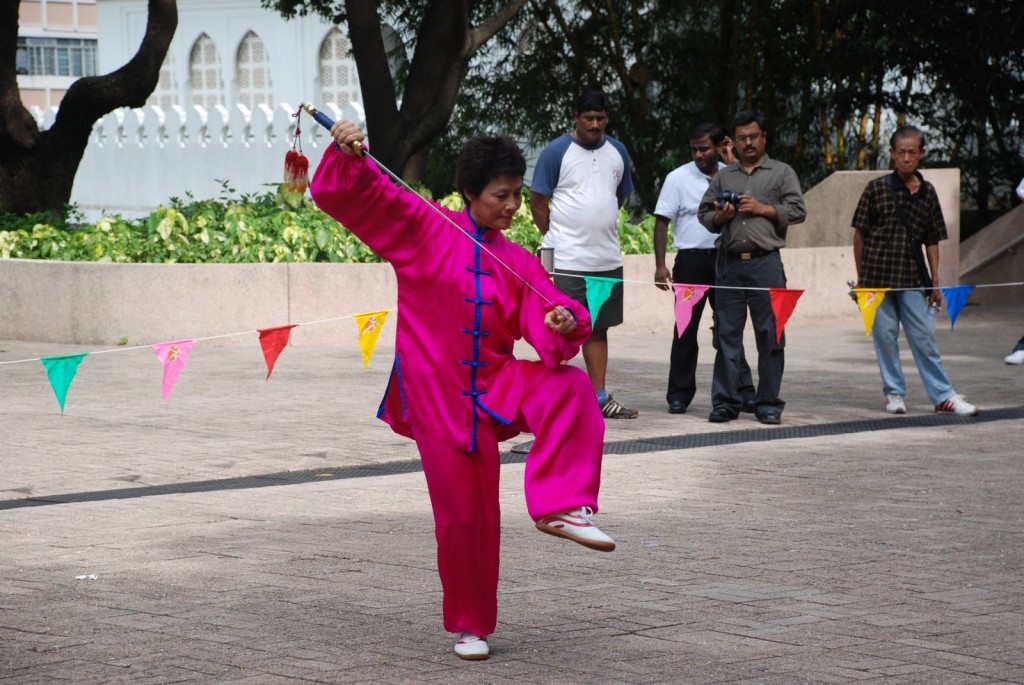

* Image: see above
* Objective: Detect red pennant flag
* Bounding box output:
[768,288,804,343]
[258,324,298,380]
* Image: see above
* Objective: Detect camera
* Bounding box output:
[716,191,742,207]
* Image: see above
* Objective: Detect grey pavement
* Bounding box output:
[1,302,1023,684]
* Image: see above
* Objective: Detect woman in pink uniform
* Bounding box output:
[310,121,615,661]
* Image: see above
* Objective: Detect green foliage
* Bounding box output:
[0,183,655,263]
[0,184,383,264]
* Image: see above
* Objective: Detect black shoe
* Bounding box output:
[668,400,687,414]
[741,399,757,414]
[759,410,782,425]
[708,407,735,423]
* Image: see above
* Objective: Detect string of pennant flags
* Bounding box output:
[2,273,1021,414]
[2,310,393,414]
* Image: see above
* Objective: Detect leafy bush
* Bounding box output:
[0,183,654,263]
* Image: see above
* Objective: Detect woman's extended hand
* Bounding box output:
[330,120,365,156]
[545,306,578,335]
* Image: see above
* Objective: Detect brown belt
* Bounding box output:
[729,248,773,260]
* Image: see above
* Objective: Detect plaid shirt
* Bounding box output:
[851,171,947,288]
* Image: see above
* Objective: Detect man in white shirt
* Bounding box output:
[654,123,755,414]
[530,90,638,419]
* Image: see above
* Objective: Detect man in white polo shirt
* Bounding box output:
[530,90,638,419]
[654,123,755,415]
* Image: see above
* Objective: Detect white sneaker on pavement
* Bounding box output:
[1004,350,1024,365]
[535,506,615,552]
[454,632,489,660]
[934,393,979,416]
[884,394,907,415]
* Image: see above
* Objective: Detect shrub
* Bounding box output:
[0,183,654,263]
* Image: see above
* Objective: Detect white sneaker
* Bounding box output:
[884,394,907,415]
[454,632,489,660]
[535,506,615,552]
[1004,350,1024,365]
[934,393,979,416]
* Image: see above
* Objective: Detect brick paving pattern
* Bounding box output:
[2,304,1022,684]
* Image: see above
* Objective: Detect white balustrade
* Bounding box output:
[43,101,367,219]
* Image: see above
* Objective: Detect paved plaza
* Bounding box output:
[1,303,1022,684]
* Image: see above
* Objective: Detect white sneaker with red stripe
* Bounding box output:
[535,506,615,552]
[454,632,489,660]
[934,393,978,416]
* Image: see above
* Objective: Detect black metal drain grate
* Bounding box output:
[2,407,1020,511]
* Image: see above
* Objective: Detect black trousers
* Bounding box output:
[712,250,786,417]
[667,249,754,409]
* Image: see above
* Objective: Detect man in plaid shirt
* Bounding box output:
[852,125,978,416]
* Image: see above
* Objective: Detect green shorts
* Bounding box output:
[553,266,624,330]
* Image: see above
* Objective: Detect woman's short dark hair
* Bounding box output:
[456,134,526,198]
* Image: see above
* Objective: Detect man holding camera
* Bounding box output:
[698,110,806,425]
[654,123,756,415]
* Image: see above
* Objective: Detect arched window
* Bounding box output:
[319,28,360,108]
[147,52,178,109]
[189,33,225,109]
[237,31,273,110]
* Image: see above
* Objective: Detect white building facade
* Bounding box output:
[63,0,372,217]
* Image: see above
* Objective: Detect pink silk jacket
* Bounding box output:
[310,146,592,453]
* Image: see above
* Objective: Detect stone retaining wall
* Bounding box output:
[2,249,864,348]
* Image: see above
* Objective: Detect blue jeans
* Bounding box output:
[871,290,955,404]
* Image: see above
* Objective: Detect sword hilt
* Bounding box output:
[301,103,366,156]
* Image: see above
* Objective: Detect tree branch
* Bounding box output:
[466,0,529,55]
[51,0,177,140]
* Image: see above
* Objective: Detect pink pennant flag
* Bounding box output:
[258,324,298,380]
[672,284,710,338]
[151,339,195,402]
[769,288,804,343]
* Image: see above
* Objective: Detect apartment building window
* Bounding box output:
[16,37,98,77]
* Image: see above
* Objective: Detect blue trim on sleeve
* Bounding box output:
[530,134,573,195]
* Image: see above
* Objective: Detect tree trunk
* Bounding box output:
[346,0,527,183]
[0,0,177,216]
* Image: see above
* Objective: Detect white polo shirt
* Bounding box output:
[654,161,724,250]
[531,133,634,271]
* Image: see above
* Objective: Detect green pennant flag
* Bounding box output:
[583,275,620,321]
[40,353,89,414]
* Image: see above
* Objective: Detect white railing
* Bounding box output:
[27,101,365,219]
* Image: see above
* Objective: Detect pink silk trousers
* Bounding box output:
[415,359,605,637]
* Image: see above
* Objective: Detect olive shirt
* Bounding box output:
[697,155,806,252]
[851,171,947,289]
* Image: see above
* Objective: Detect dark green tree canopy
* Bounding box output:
[446,0,1023,218]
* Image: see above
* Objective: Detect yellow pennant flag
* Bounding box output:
[855,288,889,336]
[354,310,390,368]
